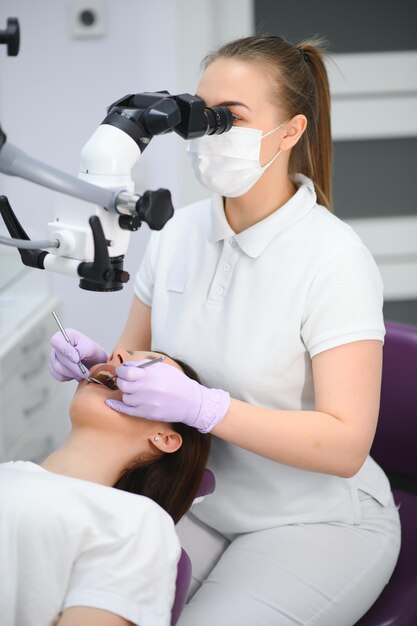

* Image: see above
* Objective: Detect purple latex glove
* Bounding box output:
[49,328,109,382]
[105,360,231,433]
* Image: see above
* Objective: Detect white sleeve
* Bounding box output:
[134,231,160,306]
[63,502,181,626]
[301,244,386,358]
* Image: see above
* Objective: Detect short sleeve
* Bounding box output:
[64,500,181,626]
[134,231,160,306]
[301,244,386,358]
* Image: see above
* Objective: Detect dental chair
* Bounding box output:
[171,469,216,626]
[355,320,417,626]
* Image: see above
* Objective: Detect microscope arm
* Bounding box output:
[0,142,123,211]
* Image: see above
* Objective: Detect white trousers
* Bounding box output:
[176,490,401,626]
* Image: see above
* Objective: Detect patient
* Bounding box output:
[0,349,211,626]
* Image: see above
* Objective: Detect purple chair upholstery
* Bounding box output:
[171,549,192,626]
[171,469,216,626]
[355,320,417,626]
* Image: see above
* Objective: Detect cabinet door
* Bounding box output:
[0,296,69,460]
[2,395,71,464]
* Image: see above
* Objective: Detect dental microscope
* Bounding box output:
[0,17,233,291]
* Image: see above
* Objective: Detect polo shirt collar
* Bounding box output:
[209,173,317,258]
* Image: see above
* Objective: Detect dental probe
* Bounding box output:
[136,356,165,368]
[107,356,166,386]
[51,310,105,385]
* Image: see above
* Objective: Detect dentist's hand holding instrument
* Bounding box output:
[106,361,231,433]
[50,311,109,383]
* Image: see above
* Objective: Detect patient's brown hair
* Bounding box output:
[113,356,211,524]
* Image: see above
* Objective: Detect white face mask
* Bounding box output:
[186,121,287,197]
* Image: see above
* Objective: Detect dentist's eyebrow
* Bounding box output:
[218,100,251,110]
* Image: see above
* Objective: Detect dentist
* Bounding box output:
[50,35,401,626]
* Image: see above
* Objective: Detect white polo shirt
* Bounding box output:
[135,173,392,535]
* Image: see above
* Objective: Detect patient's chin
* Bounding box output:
[70,380,122,426]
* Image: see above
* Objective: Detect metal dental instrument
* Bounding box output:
[51,310,105,385]
[136,356,165,368]
[107,356,166,388]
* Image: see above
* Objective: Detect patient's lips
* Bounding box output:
[89,363,118,390]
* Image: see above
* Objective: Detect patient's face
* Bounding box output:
[69,350,181,435]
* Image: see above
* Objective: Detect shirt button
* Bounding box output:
[223,263,231,272]
[230,240,237,248]
[215,286,224,295]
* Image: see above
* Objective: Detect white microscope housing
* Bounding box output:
[46,125,139,265]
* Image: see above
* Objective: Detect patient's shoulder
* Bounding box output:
[0,461,176,537]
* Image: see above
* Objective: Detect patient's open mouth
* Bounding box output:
[89,364,119,390]
[95,371,119,390]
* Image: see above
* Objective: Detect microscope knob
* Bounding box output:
[0,18,20,56]
[113,269,130,284]
[136,188,174,231]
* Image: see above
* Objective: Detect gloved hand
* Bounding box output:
[50,328,109,382]
[105,360,231,433]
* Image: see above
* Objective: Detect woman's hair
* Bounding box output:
[113,355,211,524]
[202,34,333,211]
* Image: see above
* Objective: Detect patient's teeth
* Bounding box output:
[93,369,118,390]
[96,370,113,380]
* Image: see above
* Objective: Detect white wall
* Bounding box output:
[174,0,254,205]
[0,0,253,350]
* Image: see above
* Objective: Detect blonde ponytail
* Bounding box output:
[292,39,332,210]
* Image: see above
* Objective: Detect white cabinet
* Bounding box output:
[0,250,70,462]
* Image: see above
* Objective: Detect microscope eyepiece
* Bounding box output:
[204,106,233,135]
[104,92,233,144]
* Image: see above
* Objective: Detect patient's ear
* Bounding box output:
[151,431,182,454]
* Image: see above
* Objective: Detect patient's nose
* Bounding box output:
[108,349,131,366]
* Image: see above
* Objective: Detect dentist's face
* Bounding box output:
[69,349,181,435]
[197,56,286,167]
